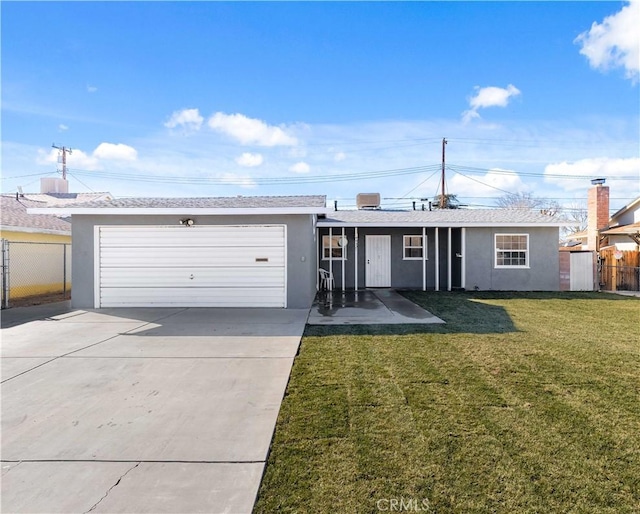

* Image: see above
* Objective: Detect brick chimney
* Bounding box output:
[587,178,609,251]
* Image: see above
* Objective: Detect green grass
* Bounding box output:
[254,292,640,514]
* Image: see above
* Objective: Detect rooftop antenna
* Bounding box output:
[52,143,72,180]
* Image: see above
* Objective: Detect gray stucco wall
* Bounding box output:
[71,214,318,309]
[464,227,560,291]
[319,226,560,291]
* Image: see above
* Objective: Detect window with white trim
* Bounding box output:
[403,235,425,260]
[495,234,529,268]
[322,235,346,260]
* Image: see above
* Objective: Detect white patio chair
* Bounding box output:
[318,268,335,291]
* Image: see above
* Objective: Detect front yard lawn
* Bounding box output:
[254,292,640,513]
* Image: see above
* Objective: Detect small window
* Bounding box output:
[322,235,346,260]
[495,234,529,268]
[403,235,424,260]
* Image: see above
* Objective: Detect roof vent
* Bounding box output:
[356,193,381,210]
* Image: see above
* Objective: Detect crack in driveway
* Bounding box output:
[84,462,140,513]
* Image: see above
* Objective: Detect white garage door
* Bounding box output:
[96,225,286,308]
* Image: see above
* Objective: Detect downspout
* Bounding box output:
[461,228,466,290]
[447,227,452,291]
[422,227,426,291]
[341,226,346,291]
[316,222,320,291]
[435,227,440,291]
[329,227,333,291]
[354,227,359,291]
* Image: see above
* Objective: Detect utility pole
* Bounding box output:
[440,138,447,208]
[52,144,72,180]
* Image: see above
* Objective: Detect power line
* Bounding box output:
[67,164,443,186]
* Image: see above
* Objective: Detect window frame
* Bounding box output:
[494,233,530,269]
[403,234,426,260]
[322,235,347,261]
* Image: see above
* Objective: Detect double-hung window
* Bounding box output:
[495,234,529,268]
[322,235,346,260]
[403,235,425,260]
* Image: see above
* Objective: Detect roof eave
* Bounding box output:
[28,207,332,216]
[317,221,568,228]
[1,225,71,236]
[610,197,640,221]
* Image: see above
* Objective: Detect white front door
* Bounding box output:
[365,235,391,287]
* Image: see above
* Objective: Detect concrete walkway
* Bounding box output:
[1,306,308,514]
[308,289,444,325]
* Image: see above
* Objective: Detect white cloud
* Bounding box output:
[38,147,101,171]
[219,173,257,188]
[87,85,98,93]
[207,112,298,147]
[93,142,138,161]
[449,168,527,199]
[289,161,310,174]
[575,1,640,82]
[164,108,204,131]
[37,142,138,171]
[334,151,347,162]
[235,152,264,167]
[544,157,640,191]
[462,84,521,123]
[58,124,68,131]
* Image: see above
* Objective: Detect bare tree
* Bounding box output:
[432,194,461,209]
[562,203,588,239]
[496,192,560,216]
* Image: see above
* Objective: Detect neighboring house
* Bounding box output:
[564,182,640,253]
[0,178,111,301]
[30,193,566,309]
[601,196,640,250]
[1,177,112,243]
[561,181,640,291]
[1,194,73,243]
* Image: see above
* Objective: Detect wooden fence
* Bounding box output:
[599,248,640,292]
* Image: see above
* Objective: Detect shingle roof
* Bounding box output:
[601,221,640,235]
[1,195,71,234]
[318,208,566,226]
[21,192,112,206]
[30,195,327,211]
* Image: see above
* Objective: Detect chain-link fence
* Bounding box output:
[1,240,71,309]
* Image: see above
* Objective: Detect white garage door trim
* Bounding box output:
[94,225,287,308]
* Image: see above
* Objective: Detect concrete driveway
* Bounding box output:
[1,306,308,513]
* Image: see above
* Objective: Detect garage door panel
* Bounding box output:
[100,268,284,287]
[100,226,284,247]
[100,247,284,267]
[100,287,285,308]
[97,225,287,308]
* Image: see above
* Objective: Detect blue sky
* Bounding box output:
[2,1,639,213]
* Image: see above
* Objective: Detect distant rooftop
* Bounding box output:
[0,195,71,234]
[20,192,112,206]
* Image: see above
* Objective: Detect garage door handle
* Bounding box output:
[189,274,194,280]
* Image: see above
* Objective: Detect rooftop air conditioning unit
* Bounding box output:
[356,193,380,210]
